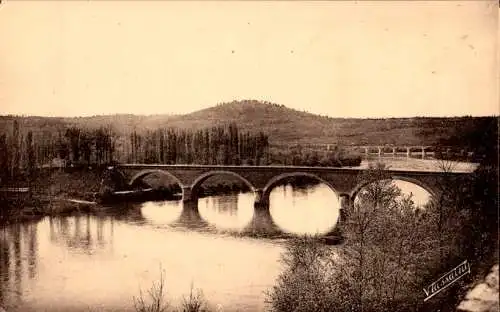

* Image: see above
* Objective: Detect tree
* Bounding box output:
[25,131,36,179]
[56,130,70,161]
[80,131,93,166]
[11,119,20,177]
[65,127,81,162]
[0,133,9,181]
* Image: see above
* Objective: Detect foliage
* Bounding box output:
[268,145,362,167]
[0,120,116,184]
[265,236,338,312]
[434,116,498,164]
[127,123,269,166]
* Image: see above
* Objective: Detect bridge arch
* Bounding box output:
[128,169,185,189]
[190,170,257,199]
[261,172,340,206]
[350,175,438,204]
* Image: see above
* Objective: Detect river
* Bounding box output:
[0,180,430,312]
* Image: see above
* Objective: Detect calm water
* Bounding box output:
[0,181,429,312]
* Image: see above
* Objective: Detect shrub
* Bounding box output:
[180,283,208,312]
[132,268,210,312]
[133,268,169,312]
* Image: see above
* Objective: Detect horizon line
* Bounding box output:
[1,112,498,119]
[1,100,499,119]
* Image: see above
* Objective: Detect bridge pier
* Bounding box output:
[406,147,411,159]
[181,186,195,203]
[338,194,353,225]
[254,188,270,210]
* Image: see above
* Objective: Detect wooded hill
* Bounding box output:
[1,99,497,149]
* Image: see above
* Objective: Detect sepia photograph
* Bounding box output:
[0,1,498,311]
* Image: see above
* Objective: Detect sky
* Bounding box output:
[0,0,498,118]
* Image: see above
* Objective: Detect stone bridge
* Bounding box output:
[110,164,471,216]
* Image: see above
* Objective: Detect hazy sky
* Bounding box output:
[0,1,498,118]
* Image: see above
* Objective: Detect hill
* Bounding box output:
[0,100,498,147]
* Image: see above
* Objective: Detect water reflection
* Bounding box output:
[243,207,282,236]
[0,213,282,311]
[138,194,279,235]
[47,216,114,255]
[137,185,343,236]
[141,200,183,225]
[0,222,38,309]
[140,200,211,230]
[176,201,211,230]
[269,183,341,235]
[198,194,255,232]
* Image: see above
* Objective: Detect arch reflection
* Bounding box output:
[198,193,255,231]
[269,182,340,235]
[140,200,184,225]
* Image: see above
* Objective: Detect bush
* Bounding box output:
[180,284,208,312]
[133,270,209,312]
[133,268,169,312]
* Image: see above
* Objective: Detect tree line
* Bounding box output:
[0,120,115,182]
[0,120,271,181]
[125,123,269,165]
[0,118,364,183]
